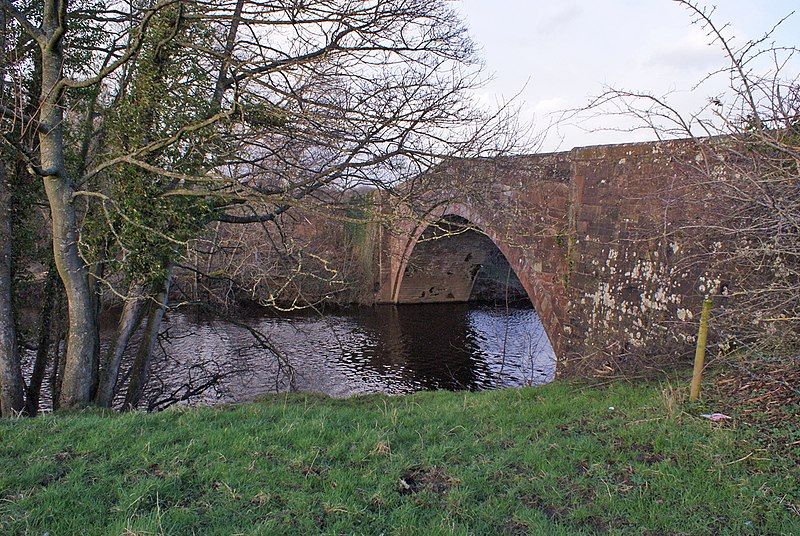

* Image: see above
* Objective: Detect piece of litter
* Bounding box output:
[608,406,615,411]
[700,413,731,422]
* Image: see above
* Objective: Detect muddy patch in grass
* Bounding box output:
[630,443,665,465]
[39,465,70,487]
[522,493,621,533]
[501,520,530,535]
[38,450,76,487]
[398,466,457,495]
[612,439,668,465]
[521,493,566,521]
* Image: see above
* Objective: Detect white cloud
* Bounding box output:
[533,97,569,116]
[645,30,723,72]
[457,0,800,150]
[536,5,583,35]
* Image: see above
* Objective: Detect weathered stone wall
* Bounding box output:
[562,140,708,374]
[372,139,714,376]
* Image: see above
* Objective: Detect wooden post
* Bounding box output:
[689,299,713,402]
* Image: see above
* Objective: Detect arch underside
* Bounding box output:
[389,206,566,360]
[395,216,526,304]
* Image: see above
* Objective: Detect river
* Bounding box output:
[143,303,556,409]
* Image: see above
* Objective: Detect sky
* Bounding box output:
[455,0,800,151]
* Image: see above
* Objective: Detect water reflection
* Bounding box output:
[152,303,556,407]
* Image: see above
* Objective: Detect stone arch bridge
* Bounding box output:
[361,139,713,375]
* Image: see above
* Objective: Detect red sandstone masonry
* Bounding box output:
[372,139,714,376]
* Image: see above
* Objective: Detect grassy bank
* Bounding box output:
[1,381,798,535]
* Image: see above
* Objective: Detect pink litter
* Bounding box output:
[700,413,732,422]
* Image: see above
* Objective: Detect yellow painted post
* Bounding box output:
[689,299,713,402]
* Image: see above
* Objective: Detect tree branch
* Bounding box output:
[0,0,45,45]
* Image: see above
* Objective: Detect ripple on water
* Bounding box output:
[145,302,557,407]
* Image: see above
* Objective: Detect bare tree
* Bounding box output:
[1,0,524,412]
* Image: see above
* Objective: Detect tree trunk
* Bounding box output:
[0,161,24,417]
[24,266,58,416]
[212,0,245,105]
[95,280,146,407]
[49,325,66,411]
[38,0,99,409]
[123,272,172,410]
[87,259,105,399]
[0,5,24,418]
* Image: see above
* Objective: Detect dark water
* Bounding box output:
[146,303,556,408]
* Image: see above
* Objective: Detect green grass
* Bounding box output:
[1,381,798,535]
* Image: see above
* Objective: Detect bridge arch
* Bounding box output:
[389,204,564,357]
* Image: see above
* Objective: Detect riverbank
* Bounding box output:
[1,380,798,535]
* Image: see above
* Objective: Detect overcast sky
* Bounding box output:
[456,0,799,151]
